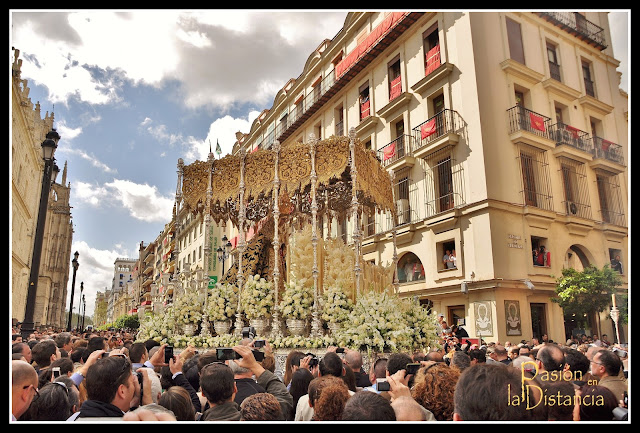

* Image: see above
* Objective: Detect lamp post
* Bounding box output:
[81,294,86,331]
[21,129,60,341]
[216,235,232,276]
[67,251,79,331]
[76,282,84,330]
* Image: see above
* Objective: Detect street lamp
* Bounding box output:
[216,235,232,276]
[81,294,86,331]
[21,129,60,341]
[76,282,84,330]
[67,251,79,331]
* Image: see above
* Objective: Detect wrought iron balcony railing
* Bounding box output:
[550,122,593,154]
[507,105,553,139]
[412,109,464,150]
[377,134,414,167]
[590,136,625,166]
[537,12,607,50]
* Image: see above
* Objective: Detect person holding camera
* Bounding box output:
[294,351,356,421]
[69,352,152,420]
[200,345,293,421]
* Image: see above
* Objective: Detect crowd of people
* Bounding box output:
[11,324,629,422]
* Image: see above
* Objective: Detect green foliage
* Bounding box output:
[114,314,140,330]
[553,264,623,319]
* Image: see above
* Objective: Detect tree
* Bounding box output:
[552,265,623,333]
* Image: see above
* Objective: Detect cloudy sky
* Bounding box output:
[10,10,629,320]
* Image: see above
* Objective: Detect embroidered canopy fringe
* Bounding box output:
[180,135,396,225]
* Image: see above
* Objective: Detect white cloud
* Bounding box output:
[11,10,348,111]
[65,240,137,318]
[104,179,174,223]
[73,178,174,223]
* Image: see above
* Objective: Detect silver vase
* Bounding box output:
[286,318,306,336]
[214,319,232,335]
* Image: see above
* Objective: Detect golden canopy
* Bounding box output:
[180,135,396,227]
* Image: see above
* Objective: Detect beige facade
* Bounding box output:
[230,12,628,343]
[11,48,74,329]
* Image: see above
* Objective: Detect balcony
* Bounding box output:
[589,136,626,174]
[269,12,424,144]
[378,134,416,171]
[411,109,464,159]
[507,105,556,150]
[537,12,607,50]
[550,122,593,162]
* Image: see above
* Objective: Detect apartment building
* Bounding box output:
[231,12,628,343]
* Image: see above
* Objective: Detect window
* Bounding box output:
[398,252,425,283]
[596,170,624,225]
[531,236,550,267]
[547,42,561,81]
[506,17,525,64]
[395,168,411,225]
[335,105,344,137]
[394,119,406,159]
[388,57,402,100]
[582,60,595,97]
[424,25,441,75]
[518,145,553,210]
[422,146,464,217]
[609,249,623,274]
[438,240,457,271]
[559,158,591,219]
[359,84,370,121]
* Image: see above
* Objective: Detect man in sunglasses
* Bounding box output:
[11,360,39,421]
[71,352,150,420]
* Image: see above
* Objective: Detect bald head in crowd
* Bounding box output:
[12,360,39,420]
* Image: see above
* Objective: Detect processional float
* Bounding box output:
[174,128,401,337]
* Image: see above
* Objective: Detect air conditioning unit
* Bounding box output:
[397,199,410,224]
[566,201,578,216]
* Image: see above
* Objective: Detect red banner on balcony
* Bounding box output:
[529,112,546,132]
[421,118,437,139]
[389,75,402,100]
[383,143,396,161]
[360,99,370,119]
[425,44,441,75]
[601,140,612,151]
[335,12,408,78]
[565,125,580,139]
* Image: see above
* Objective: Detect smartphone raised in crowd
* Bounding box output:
[165,346,174,364]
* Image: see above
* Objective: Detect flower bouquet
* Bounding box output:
[279,279,314,336]
[240,274,274,319]
[240,274,274,336]
[339,288,422,353]
[173,287,203,329]
[206,283,239,322]
[320,285,353,335]
[279,280,314,320]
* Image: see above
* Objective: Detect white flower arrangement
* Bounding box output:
[172,287,203,325]
[339,288,437,353]
[171,334,240,349]
[279,280,314,320]
[320,285,353,324]
[270,335,335,350]
[136,308,176,344]
[240,274,274,320]
[206,283,239,321]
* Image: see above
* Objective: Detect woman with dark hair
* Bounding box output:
[575,385,619,421]
[158,385,197,421]
[288,368,314,415]
[19,381,74,421]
